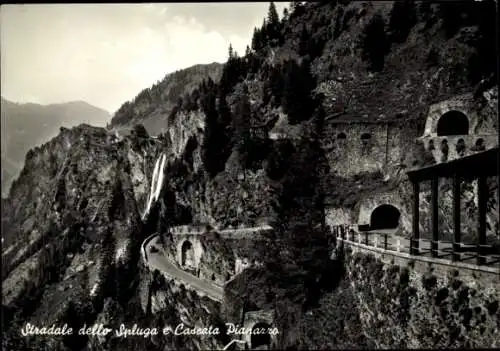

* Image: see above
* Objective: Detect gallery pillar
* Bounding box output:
[411,181,420,256]
[431,177,439,258]
[452,174,461,262]
[477,176,487,265]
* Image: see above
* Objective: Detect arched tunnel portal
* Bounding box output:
[181,240,194,268]
[370,204,401,231]
[250,322,272,349]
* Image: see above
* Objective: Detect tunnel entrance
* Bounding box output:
[337,132,347,140]
[436,111,469,136]
[370,205,401,231]
[181,240,194,267]
[251,322,272,349]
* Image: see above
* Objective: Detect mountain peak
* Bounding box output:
[1,99,112,196]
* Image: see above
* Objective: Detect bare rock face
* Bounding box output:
[1,99,111,197]
[2,124,146,350]
[144,271,227,351]
[166,109,205,173]
[3,2,500,350]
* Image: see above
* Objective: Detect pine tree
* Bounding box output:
[360,13,388,72]
[266,2,283,46]
[201,91,220,176]
[283,8,289,22]
[228,43,234,59]
[251,27,262,52]
[259,18,269,46]
[232,86,252,165]
[133,123,149,138]
[270,135,328,291]
[333,6,344,39]
[281,59,316,124]
[245,45,251,57]
[268,64,285,106]
[388,0,417,43]
[201,88,230,177]
[298,24,310,56]
[467,0,497,84]
[267,2,280,26]
[438,2,463,38]
[290,1,305,17]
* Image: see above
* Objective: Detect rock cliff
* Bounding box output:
[2,1,498,350]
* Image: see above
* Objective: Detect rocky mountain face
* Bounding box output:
[2,124,164,350]
[1,98,111,197]
[2,1,499,350]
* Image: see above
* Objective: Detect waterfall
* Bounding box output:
[142,154,162,220]
[154,154,167,202]
[142,153,169,220]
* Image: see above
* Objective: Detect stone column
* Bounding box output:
[477,176,487,265]
[431,177,439,258]
[411,181,420,256]
[452,174,461,262]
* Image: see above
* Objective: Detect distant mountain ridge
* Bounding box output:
[109,62,223,135]
[1,97,111,197]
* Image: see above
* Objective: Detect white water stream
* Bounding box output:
[142,153,166,220]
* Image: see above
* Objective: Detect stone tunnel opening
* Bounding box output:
[436,111,469,136]
[370,204,401,231]
[251,322,272,349]
[181,240,194,268]
[337,132,347,140]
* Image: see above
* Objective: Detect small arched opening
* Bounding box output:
[251,322,272,349]
[337,132,347,140]
[428,139,435,151]
[436,111,469,136]
[211,273,216,281]
[441,139,449,162]
[456,138,466,156]
[370,204,401,231]
[475,138,485,151]
[181,240,194,267]
[361,133,372,155]
[361,133,372,141]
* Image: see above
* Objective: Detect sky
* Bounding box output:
[0,2,288,114]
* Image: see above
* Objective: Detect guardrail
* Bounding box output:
[329,225,500,271]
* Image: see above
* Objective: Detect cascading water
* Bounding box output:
[154,154,167,202]
[142,153,165,220]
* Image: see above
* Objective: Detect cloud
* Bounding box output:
[0,4,272,114]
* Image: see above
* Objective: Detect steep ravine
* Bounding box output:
[1,122,243,351]
[1,125,164,350]
[2,1,499,350]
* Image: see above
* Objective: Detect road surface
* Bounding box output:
[144,235,223,302]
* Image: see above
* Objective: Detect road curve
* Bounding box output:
[143,235,223,302]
